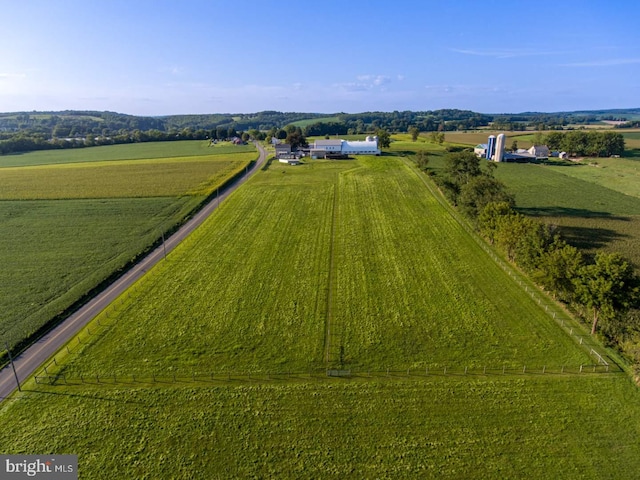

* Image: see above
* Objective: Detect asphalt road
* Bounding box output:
[0,142,268,401]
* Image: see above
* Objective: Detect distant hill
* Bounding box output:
[1,107,639,155]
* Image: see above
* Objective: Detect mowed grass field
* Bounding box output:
[2,376,640,479]
[0,141,256,350]
[47,156,589,378]
[1,153,639,478]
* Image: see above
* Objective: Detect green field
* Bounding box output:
[0,140,255,168]
[2,376,640,479]
[493,162,640,267]
[0,141,257,351]
[40,156,591,379]
[0,153,255,199]
[2,149,639,478]
[289,116,342,128]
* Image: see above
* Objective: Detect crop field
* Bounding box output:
[0,142,257,350]
[0,140,254,167]
[0,197,194,347]
[289,116,342,127]
[3,150,640,478]
[494,163,640,266]
[0,153,255,199]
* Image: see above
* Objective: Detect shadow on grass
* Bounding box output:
[23,388,145,404]
[517,206,631,219]
[555,225,630,251]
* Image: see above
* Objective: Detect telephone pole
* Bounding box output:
[5,341,21,392]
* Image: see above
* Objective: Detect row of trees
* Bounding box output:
[427,151,639,362]
[545,131,625,157]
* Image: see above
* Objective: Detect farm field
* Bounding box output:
[2,150,639,478]
[43,155,592,379]
[2,368,639,477]
[0,141,257,351]
[0,140,255,168]
[493,162,640,267]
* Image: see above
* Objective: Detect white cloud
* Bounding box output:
[560,58,640,67]
[450,47,567,59]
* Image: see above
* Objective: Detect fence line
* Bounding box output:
[34,362,621,387]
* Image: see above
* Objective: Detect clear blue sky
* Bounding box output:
[1,0,639,115]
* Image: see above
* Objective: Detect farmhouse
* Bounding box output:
[275,143,292,158]
[528,145,550,159]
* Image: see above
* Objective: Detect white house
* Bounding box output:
[474,144,488,158]
[528,145,550,159]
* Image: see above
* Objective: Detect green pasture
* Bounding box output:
[2,376,639,478]
[0,153,255,199]
[47,155,589,380]
[494,163,640,266]
[288,116,342,127]
[0,140,254,168]
[3,150,639,478]
[545,157,640,200]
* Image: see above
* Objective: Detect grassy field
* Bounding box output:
[38,155,592,379]
[0,140,254,167]
[2,149,639,478]
[0,142,257,351]
[493,162,640,266]
[288,116,342,128]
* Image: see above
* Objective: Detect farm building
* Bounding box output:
[309,136,380,158]
[474,144,488,157]
[528,145,550,158]
[275,143,292,158]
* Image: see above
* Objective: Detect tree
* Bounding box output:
[286,130,307,150]
[445,151,482,186]
[409,126,420,142]
[534,240,583,301]
[458,176,514,219]
[478,201,514,245]
[414,150,429,171]
[574,252,639,335]
[375,128,391,148]
[545,131,564,150]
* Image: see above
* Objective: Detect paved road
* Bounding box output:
[0,142,269,401]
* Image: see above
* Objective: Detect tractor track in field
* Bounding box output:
[0,142,268,401]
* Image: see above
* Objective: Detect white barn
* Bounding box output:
[310,136,380,157]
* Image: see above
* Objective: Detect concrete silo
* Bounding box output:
[494,133,506,162]
[486,135,496,160]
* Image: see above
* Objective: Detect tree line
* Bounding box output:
[545,131,625,157]
[424,151,640,371]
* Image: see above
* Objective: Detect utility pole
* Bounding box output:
[5,341,21,392]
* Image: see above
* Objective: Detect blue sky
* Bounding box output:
[1,0,639,115]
